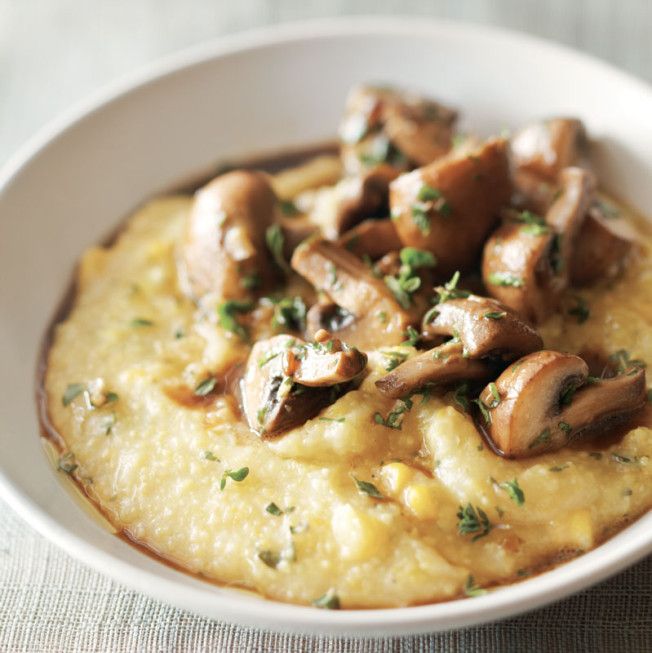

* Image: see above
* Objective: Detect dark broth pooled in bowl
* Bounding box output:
[42,84,652,608]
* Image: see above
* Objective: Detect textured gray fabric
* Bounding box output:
[1,1,652,651]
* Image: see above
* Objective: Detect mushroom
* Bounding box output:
[482,167,596,323]
[422,295,543,359]
[511,118,586,182]
[242,333,367,436]
[339,85,457,176]
[389,138,512,275]
[179,170,278,300]
[375,341,495,399]
[291,238,424,349]
[571,201,636,286]
[306,302,356,337]
[479,350,647,458]
[337,219,403,260]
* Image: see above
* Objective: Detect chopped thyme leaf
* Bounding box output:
[217,300,253,340]
[279,199,299,216]
[609,349,647,374]
[62,383,85,406]
[382,350,409,372]
[58,452,78,474]
[402,326,421,347]
[417,184,442,202]
[377,311,388,324]
[258,351,281,368]
[399,247,437,269]
[596,198,620,219]
[529,427,551,449]
[220,466,250,491]
[549,464,568,472]
[105,391,119,403]
[515,210,549,236]
[473,398,492,425]
[384,275,411,309]
[318,416,346,423]
[130,317,154,327]
[457,503,492,541]
[483,311,506,320]
[194,376,217,397]
[411,205,431,234]
[353,476,384,499]
[559,421,572,436]
[434,271,470,304]
[464,575,487,597]
[312,589,340,609]
[568,295,590,324]
[204,451,219,461]
[272,296,307,332]
[265,224,291,275]
[560,384,578,406]
[453,383,470,412]
[258,549,281,569]
[497,479,525,506]
[241,272,261,290]
[487,272,524,288]
[487,383,501,408]
[265,502,283,516]
[373,397,413,430]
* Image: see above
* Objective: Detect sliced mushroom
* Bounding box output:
[571,202,636,286]
[291,238,421,349]
[242,333,366,436]
[390,138,512,275]
[480,350,647,458]
[339,85,457,176]
[375,341,494,399]
[180,170,278,300]
[511,118,585,182]
[422,295,543,360]
[482,167,596,323]
[338,219,402,259]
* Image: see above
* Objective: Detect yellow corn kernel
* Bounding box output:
[404,484,438,520]
[567,509,594,550]
[331,504,388,561]
[381,462,413,494]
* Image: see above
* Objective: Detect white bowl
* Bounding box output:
[1,17,651,637]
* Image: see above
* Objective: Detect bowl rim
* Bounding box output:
[1,15,651,636]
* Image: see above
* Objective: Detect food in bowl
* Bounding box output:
[41,84,652,609]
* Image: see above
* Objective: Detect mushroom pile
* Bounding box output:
[177,84,648,457]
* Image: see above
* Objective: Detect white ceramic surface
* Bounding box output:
[1,17,652,637]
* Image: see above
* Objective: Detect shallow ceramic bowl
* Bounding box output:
[1,17,652,636]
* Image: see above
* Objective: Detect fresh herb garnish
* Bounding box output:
[399,247,437,270]
[464,575,487,597]
[529,427,551,449]
[568,295,590,324]
[497,479,525,506]
[433,271,470,305]
[549,464,569,472]
[487,383,501,408]
[609,349,646,374]
[258,550,281,569]
[312,589,340,609]
[272,296,307,332]
[279,199,299,216]
[473,398,492,425]
[457,503,492,541]
[130,318,154,327]
[258,351,281,368]
[373,397,413,430]
[487,272,524,288]
[318,417,346,423]
[62,383,85,406]
[204,451,219,461]
[241,272,261,290]
[58,452,78,474]
[611,453,636,464]
[265,224,291,275]
[483,311,506,320]
[105,392,119,403]
[220,466,250,490]
[402,326,421,347]
[265,502,283,516]
[353,476,384,498]
[217,300,254,340]
[382,350,409,372]
[559,421,572,436]
[194,376,217,397]
[411,205,431,234]
[453,383,470,412]
[515,210,549,236]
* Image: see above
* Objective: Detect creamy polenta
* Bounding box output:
[43,86,652,608]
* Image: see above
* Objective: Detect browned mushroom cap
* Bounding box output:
[482,167,596,323]
[338,219,402,260]
[571,202,636,286]
[375,341,494,399]
[286,329,367,387]
[422,295,543,360]
[180,170,278,300]
[390,138,512,275]
[291,238,420,349]
[339,85,457,176]
[511,118,585,182]
[482,222,557,324]
[242,334,366,436]
[480,350,647,458]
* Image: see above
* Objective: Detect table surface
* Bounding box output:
[1,1,651,651]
